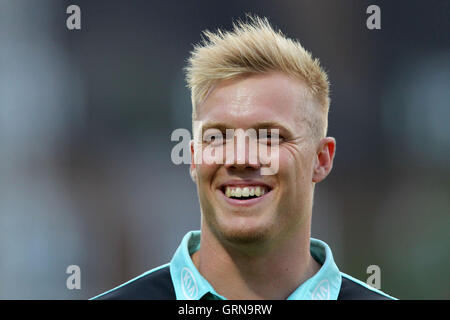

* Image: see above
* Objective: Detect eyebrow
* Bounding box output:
[200,121,294,136]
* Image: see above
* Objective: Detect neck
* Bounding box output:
[191,219,321,300]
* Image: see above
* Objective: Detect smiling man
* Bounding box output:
[92,16,395,300]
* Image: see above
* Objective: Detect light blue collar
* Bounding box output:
[170,230,342,300]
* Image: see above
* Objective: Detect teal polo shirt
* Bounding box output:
[91,230,396,300]
[170,230,342,300]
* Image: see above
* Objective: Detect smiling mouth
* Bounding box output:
[220,185,272,200]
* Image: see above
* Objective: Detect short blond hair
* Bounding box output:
[185,15,330,138]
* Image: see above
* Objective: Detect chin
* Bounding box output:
[212,215,275,246]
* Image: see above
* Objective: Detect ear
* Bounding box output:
[189,139,197,183]
[312,137,336,183]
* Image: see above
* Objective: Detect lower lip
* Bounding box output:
[217,189,273,207]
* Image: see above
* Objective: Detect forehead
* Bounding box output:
[197,72,313,131]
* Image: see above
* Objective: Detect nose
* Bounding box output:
[224,129,261,171]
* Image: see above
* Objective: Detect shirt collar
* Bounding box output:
[170,230,341,300]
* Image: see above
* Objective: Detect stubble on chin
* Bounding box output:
[203,209,275,248]
[199,189,276,250]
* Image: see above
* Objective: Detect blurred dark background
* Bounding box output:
[0,0,449,299]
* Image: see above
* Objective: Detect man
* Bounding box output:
[92,16,395,300]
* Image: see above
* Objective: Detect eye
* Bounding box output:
[206,135,222,143]
[258,130,283,144]
[203,129,225,145]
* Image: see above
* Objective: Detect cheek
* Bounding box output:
[196,163,216,182]
[279,145,314,184]
[195,161,221,194]
[193,142,221,181]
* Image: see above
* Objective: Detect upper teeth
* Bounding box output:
[224,186,267,198]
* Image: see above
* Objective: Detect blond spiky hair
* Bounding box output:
[185,15,330,138]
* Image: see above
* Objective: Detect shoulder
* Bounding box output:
[90,263,175,300]
[338,272,397,300]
